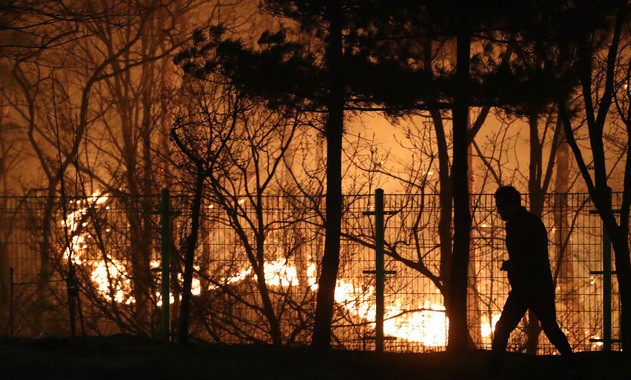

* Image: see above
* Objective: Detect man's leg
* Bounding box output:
[489,292,528,375]
[532,295,573,357]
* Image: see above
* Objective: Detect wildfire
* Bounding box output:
[334,281,448,347]
[61,192,110,264]
[91,260,135,305]
[334,279,375,318]
[384,301,448,347]
[63,193,454,348]
[481,313,501,341]
[262,259,300,287]
[86,254,452,346]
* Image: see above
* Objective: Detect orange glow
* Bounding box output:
[62,193,110,264]
[67,197,452,348]
[333,280,448,346]
[91,260,135,305]
[481,313,501,344]
[82,246,455,346]
[261,259,300,287]
[334,279,376,318]
[384,301,448,347]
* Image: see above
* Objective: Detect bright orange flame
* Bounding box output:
[62,193,110,264]
[333,281,448,346]
[384,301,448,347]
[91,260,135,305]
[481,314,501,341]
[334,279,375,318]
[86,253,452,346]
[69,198,453,349]
[261,259,300,287]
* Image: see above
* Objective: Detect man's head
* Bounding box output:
[494,186,522,221]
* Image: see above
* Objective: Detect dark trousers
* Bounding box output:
[489,290,573,370]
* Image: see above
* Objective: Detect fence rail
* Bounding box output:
[0,192,624,353]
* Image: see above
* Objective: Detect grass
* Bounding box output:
[0,336,628,380]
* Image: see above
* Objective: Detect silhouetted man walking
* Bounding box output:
[488,186,573,375]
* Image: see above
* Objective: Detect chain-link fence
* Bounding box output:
[0,192,624,353]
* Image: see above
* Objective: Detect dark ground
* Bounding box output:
[0,336,628,380]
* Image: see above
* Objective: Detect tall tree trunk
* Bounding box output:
[594,187,631,352]
[526,112,543,354]
[178,169,204,344]
[553,129,582,346]
[254,196,283,346]
[610,227,631,351]
[34,188,56,336]
[253,255,283,346]
[425,39,452,317]
[129,210,153,334]
[556,1,631,351]
[447,18,472,353]
[312,0,344,350]
[467,113,481,347]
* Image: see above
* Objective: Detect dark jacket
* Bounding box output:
[505,207,555,295]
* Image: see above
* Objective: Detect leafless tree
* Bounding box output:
[556,1,631,351]
[171,51,309,343]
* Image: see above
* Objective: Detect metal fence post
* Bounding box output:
[589,188,618,351]
[601,188,614,352]
[602,215,612,352]
[363,189,396,352]
[374,189,385,352]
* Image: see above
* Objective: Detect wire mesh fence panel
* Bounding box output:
[0,192,625,353]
